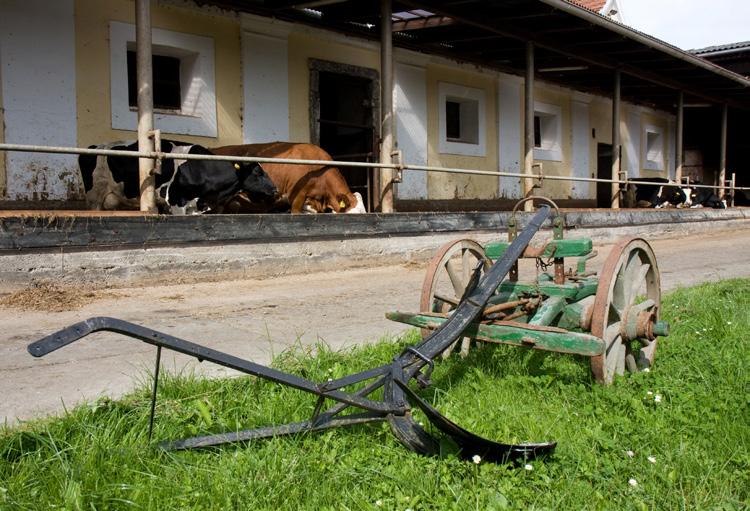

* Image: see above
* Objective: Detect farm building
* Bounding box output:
[0,0,748,212]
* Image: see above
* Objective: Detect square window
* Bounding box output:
[533,102,562,161]
[642,125,664,170]
[110,22,217,137]
[445,97,478,144]
[438,82,486,157]
[127,51,182,111]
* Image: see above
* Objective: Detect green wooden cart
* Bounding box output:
[388,197,669,384]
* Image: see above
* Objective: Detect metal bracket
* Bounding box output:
[149,129,162,175]
[391,149,404,183]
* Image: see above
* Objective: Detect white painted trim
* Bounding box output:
[0,0,79,200]
[624,109,641,177]
[240,12,293,39]
[533,101,563,162]
[438,82,486,157]
[109,21,217,137]
[242,31,290,143]
[498,78,522,198]
[395,63,428,199]
[571,100,591,199]
[642,124,665,171]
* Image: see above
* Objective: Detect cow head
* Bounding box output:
[235,162,278,206]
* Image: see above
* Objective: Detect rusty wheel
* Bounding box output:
[591,237,661,384]
[420,239,492,358]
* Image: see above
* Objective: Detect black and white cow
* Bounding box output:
[627,177,686,208]
[681,184,726,209]
[79,140,277,214]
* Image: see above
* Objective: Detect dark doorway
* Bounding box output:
[596,143,613,208]
[311,61,379,211]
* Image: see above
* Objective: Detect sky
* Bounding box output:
[620,0,750,50]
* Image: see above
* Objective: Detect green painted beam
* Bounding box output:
[529,296,566,326]
[485,238,593,260]
[386,312,605,357]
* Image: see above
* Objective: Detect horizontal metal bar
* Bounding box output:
[0,143,747,191]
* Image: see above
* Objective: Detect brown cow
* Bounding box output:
[210,142,365,214]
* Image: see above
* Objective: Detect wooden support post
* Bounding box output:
[719,104,728,199]
[136,0,156,213]
[611,69,621,209]
[676,91,684,184]
[379,0,394,213]
[523,42,535,212]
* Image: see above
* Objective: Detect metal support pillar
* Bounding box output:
[719,104,728,199]
[676,91,684,184]
[136,0,157,213]
[611,69,621,209]
[523,42,535,212]
[379,0,394,213]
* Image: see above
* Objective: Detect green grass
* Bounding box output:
[1,279,749,510]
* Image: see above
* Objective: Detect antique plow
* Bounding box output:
[388,197,670,384]
[28,205,558,464]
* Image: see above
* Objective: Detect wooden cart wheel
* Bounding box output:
[590,237,661,384]
[420,239,492,358]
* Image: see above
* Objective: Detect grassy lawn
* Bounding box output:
[1,279,748,510]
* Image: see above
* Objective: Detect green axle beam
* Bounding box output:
[386,312,605,357]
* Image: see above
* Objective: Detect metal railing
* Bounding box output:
[0,142,748,200]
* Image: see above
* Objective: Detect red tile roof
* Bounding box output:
[568,0,607,12]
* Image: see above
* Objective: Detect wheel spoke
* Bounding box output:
[615,252,641,307]
[605,336,624,376]
[462,249,472,285]
[615,343,626,376]
[626,262,650,305]
[604,322,621,350]
[445,259,467,298]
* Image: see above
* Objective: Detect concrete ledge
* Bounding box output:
[0,208,748,250]
[0,209,747,288]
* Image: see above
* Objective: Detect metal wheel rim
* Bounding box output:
[420,239,492,357]
[590,237,661,384]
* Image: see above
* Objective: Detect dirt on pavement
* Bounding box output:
[2,227,749,424]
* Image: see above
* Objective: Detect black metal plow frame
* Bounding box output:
[27,206,556,464]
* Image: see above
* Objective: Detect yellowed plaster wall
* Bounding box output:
[426,65,498,200]
[532,86,572,198]
[286,33,380,143]
[75,0,242,147]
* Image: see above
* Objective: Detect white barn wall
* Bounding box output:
[571,98,592,199]
[498,76,522,198]
[0,0,79,200]
[242,26,290,143]
[624,108,641,178]
[394,62,428,199]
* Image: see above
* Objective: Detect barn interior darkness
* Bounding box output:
[317,71,377,211]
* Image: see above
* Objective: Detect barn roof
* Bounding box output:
[201,0,750,111]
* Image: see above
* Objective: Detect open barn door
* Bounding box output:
[310,60,379,212]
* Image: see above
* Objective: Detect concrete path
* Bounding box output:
[2,227,749,424]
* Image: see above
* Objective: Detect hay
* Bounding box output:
[0,281,118,312]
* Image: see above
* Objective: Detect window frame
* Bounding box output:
[110,21,217,137]
[642,124,665,171]
[533,102,563,162]
[438,82,486,157]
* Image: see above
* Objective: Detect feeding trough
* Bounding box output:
[25,199,667,463]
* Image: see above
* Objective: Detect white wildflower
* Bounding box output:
[524,464,533,471]
[628,478,638,487]
[643,368,650,373]
[647,456,656,464]
[626,450,635,458]
[375,500,383,507]
[647,391,654,396]
[654,394,662,403]
[472,454,482,464]
[727,321,732,325]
